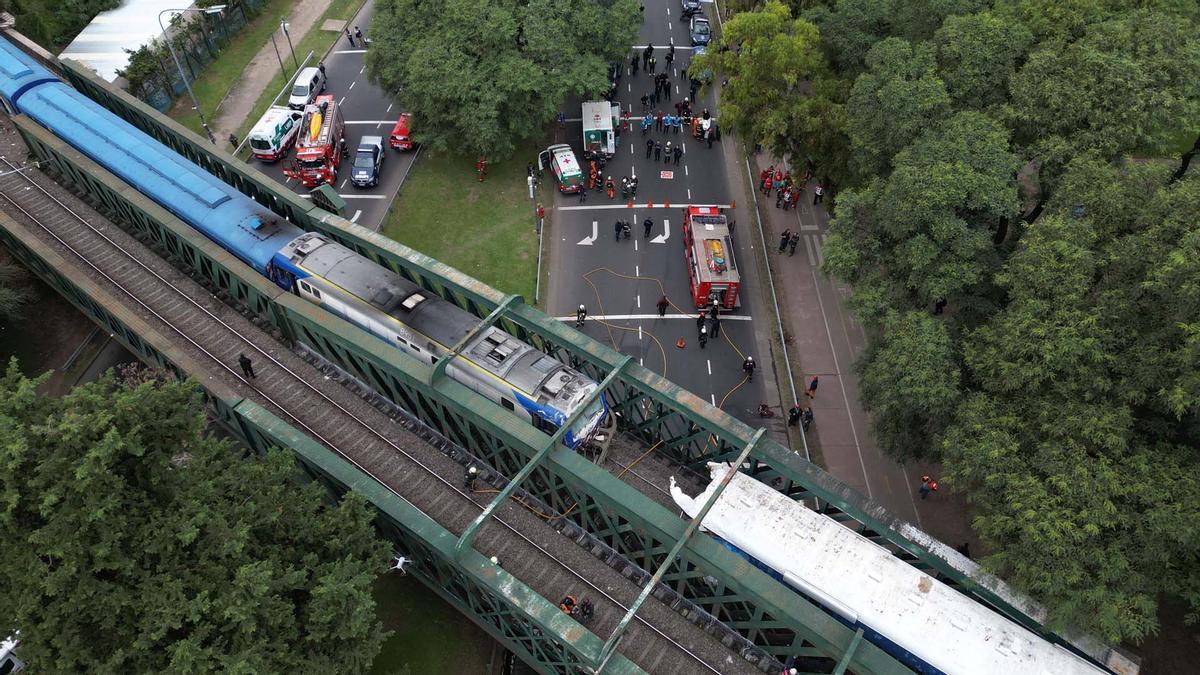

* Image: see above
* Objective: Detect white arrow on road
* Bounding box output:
[578,220,598,246]
[650,218,670,244]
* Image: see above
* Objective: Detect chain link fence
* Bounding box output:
[118,0,266,112]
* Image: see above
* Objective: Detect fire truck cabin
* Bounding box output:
[683,205,740,309]
[294,94,345,188]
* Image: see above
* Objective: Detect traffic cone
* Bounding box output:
[676,337,686,349]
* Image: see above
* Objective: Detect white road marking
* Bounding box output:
[635,265,640,275]
[340,179,348,188]
[630,143,634,155]
[650,219,670,244]
[554,314,752,321]
[636,295,641,308]
[676,85,680,94]
[338,96,345,105]
[687,188,692,200]
[816,234,826,265]
[359,66,365,74]
[639,325,643,340]
[297,194,388,200]
[810,265,873,498]
[627,83,631,93]
[557,203,734,211]
[684,165,689,176]
[707,360,712,375]
[349,81,356,90]
[386,103,393,113]
[350,209,362,222]
[711,393,716,406]
[634,238,639,251]
[346,120,400,125]
[668,21,673,31]
[674,68,678,78]
[666,7,671,15]
[578,220,598,246]
[805,235,817,266]
[334,49,367,54]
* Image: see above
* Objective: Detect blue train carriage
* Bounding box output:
[269,234,608,448]
[0,36,608,449]
[670,463,1110,675]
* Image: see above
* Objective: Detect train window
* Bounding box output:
[396,336,407,346]
[430,355,437,365]
[501,398,515,411]
[411,345,420,353]
[298,280,321,300]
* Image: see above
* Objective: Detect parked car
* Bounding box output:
[389,113,415,150]
[690,16,711,46]
[288,66,326,110]
[681,0,702,16]
[350,135,385,187]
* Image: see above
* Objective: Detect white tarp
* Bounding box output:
[60,0,195,82]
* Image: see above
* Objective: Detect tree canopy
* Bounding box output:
[0,364,391,671]
[708,0,1200,642]
[366,0,640,159]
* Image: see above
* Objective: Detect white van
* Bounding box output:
[247,106,305,162]
[288,66,326,110]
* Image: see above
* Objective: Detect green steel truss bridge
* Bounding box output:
[0,32,1135,675]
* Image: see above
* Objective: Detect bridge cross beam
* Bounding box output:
[430,294,521,384]
[593,428,766,674]
[452,356,632,561]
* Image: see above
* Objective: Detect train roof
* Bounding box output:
[287,235,479,348]
[671,463,1109,675]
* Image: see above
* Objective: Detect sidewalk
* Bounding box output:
[749,152,977,551]
[209,0,338,143]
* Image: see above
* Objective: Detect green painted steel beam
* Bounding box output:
[431,294,520,383]
[595,428,765,674]
[454,356,631,560]
[833,629,865,675]
[42,53,1135,675]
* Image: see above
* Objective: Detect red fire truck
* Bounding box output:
[683,205,740,309]
[285,95,347,188]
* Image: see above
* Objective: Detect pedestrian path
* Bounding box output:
[749,153,978,551]
[210,0,339,143]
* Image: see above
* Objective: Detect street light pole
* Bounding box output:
[268,32,287,78]
[281,20,299,70]
[158,5,227,145]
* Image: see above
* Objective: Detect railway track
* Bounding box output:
[0,144,758,674]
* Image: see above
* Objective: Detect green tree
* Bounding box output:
[945,205,1200,642]
[1008,10,1200,163]
[857,311,960,460]
[0,257,31,320]
[691,1,849,183]
[933,12,1033,111]
[366,0,640,159]
[803,0,895,74]
[826,110,1018,319]
[845,38,951,176]
[0,365,391,671]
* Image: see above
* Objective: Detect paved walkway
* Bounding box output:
[748,152,977,551]
[210,0,339,143]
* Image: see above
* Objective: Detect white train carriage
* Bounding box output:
[274,233,607,447]
[670,463,1109,675]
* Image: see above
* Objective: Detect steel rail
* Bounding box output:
[0,157,722,675]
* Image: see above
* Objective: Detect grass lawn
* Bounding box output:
[381,143,543,303]
[370,573,495,675]
[176,0,364,140]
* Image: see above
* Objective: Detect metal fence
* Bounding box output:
[123,0,264,112]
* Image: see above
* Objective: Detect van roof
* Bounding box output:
[295,66,320,81]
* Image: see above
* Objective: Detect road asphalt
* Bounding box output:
[545,0,779,432]
[248,0,417,232]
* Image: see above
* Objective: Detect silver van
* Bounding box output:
[288,66,326,110]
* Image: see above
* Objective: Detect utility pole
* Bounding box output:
[158,5,227,145]
[280,20,299,71]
